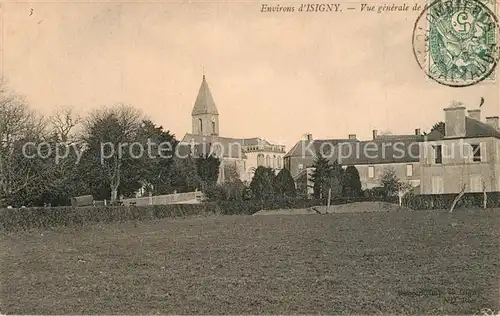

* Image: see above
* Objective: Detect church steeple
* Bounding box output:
[192,75,219,136]
[192,75,218,116]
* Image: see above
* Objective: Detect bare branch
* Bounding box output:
[50,106,81,142]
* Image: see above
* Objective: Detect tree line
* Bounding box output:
[0,83,415,208]
[0,84,221,207]
[301,153,412,202]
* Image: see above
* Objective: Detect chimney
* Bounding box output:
[348,134,356,140]
[444,104,466,137]
[468,109,481,121]
[372,129,378,140]
[301,133,312,141]
[486,116,499,130]
[415,128,421,135]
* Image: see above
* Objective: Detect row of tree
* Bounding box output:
[308,154,411,201]
[1,83,420,207]
[303,121,445,202]
[0,84,221,207]
[309,155,362,199]
[205,165,296,202]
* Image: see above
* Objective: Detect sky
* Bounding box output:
[1,0,499,150]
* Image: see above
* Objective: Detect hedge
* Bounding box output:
[403,192,500,210]
[0,203,219,233]
[0,196,400,232]
[214,196,399,215]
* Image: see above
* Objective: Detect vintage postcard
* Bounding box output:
[0,0,499,314]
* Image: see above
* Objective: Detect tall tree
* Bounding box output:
[0,85,51,205]
[342,165,362,197]
[36,106,88,206]
[210,163,245,201]
[329,160,344,198]
[170,154,201,193]
[249,166,275,206]
[80,104,142,201]
[273,168,296,199]
[310,154,332,199]
[379,167,401,199]
[50,106,81,142]
[196,153,220,191]
[135,120,178,195]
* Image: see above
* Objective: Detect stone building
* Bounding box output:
[285,130,423,197]
[419,101,500,194]
[181,75,286,183]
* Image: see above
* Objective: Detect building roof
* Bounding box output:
[423,129,444,141]
[464,117,500,138]
[192,75,218,116]
[181,133,285,158]
[240,137,271,146]
[336,138,421,165]
[424,117,500,140]
[284,136,423,165]
[375,134,422,141]
[284,139,354,158]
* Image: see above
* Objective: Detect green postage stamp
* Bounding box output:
[413,0,500,87]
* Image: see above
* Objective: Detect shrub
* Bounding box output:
[0,203,219,233]
[403,192,500,210]
[0,194,402,232]
[273,169,297,199]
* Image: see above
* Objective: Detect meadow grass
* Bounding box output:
[1,208,499,314]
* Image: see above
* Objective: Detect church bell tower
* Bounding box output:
[192,75,219,136]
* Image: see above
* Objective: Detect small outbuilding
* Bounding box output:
[70,195,94,207]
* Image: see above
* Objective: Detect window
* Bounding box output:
[272,155,276,168]
[431,176,444,194]
[266,155,270,167]
[198,118,203,134]
[471,144,481,162]
[277,156,282,169]
[298,163,304,170]
[406,164,413,177]
[368,166,374,178]
[433,145,442,164]
[212,121,216,134]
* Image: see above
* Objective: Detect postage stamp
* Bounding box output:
[412,0,500,87]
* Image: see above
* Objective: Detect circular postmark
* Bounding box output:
[413,0,500,87]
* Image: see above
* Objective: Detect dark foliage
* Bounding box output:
[403,192,500,210]
[311,155,344,199]
[429,121,445,136]
[273,168,297,199]
[196,153,220,191]
[249,166,275,204]
[169,155,202,193]
[0,195,403,232]
[0,203,218,232]
[310,154,331,199]
[342,166,362,197]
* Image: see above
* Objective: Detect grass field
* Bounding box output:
[1,209,499,314]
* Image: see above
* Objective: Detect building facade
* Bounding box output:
[181,75,286,184]
[419,102,500,194]
[285,130,423,197]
